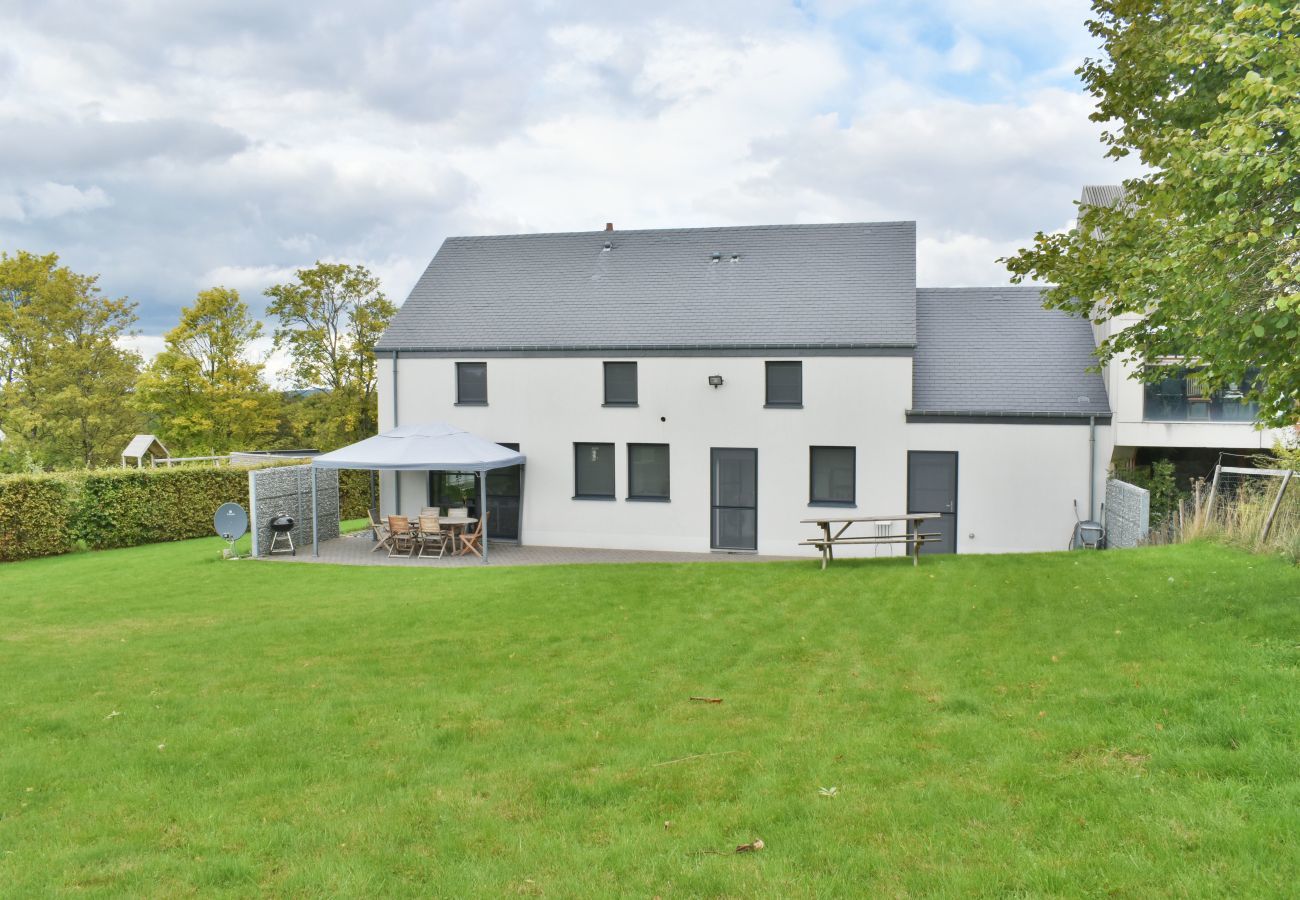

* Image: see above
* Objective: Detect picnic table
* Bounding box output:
[799,513,943,570]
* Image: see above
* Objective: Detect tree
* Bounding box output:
[134,287,282,455]
[265,262,395,447]
[0,251,143,468]
[1004,0,1300,427]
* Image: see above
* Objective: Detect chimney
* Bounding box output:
[605,222,614,231]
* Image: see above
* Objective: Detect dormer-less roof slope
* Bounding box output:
[377,222,917,353]
[909,287,1111,422]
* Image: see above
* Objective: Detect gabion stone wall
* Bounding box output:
[249,465,339,556]
[1105,478,1150,548]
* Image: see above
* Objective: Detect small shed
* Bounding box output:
[121,434,171,468]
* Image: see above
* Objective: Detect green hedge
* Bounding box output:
[70,467,253,550]
[338,469,374,520]
[0,465,271,561]
[0,474,76,562]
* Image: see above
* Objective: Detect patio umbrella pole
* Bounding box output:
[311,467,319,558]
[480,467,488,565]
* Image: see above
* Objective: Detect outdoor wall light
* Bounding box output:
[708,375,724,388]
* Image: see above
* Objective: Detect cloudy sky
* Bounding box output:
[0,0,1139,372]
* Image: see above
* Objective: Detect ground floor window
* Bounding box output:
[574,442,615,499]
[809,445,855,506]
[627,443,670,500]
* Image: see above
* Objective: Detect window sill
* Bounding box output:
[602,402,639,408]
[808,501,856,508]
[455,401,488,407]
[764,403,803,409]
[573,495,616,501]
[627,496,671,503]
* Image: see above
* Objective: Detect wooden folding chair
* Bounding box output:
[368,510,392,553]
[417,513,449,559]
[387,515,417,558]
[458,511,488,558]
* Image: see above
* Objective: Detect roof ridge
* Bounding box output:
[443,221,916,241]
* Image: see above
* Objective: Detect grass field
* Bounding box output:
[1,539,1297,896]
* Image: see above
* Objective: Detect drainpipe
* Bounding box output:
[392,351,400,515]
[1088,415,1097,520]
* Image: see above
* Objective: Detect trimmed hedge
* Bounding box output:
[338,469,374,520]
[0,465,266,561]
[71,467,253,550]
[0,474,77,562]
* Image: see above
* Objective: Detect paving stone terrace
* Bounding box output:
[259,530,802,568]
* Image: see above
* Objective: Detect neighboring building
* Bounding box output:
[375,221,1114,557]
[1079,186,1288,482]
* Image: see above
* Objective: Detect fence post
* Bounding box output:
[1202,465,1222,527]
[1259,469,1294,547]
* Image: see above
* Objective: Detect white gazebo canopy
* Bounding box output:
[307,422,526,563]
[311,422,524,472]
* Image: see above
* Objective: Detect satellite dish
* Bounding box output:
[214,503,249,557]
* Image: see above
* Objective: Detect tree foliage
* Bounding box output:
[1004,0,1300,427]
[265,262,395,448]
[0,251,143,468]
[134,287,281,456]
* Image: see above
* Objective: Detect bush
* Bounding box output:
[1120,460,1182,528]
[0,474,76,561]
[70,467,253,550]
[338,469,374,520]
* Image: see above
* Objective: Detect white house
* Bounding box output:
[374,220,1123,557]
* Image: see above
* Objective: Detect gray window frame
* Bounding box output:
[573,442,616,500]
[603,361,638,407]
[627,443,670,502]
[809,445,856,507]
[455,361,488,406]
[765,361,802,408]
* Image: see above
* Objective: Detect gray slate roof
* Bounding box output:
[910,287,1111,418]
[1080,184,1125,209]
[377,222,917,352]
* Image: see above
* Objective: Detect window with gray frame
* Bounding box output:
[456,362,487,405]
[574,442,615,499]
[810,446,855,506]
[765,361,802,407]
[603,361,638,406]
[628,443,670,501]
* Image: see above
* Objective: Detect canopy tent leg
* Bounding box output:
[311,467,319,558]
[480,467,488,565]
[368,470,378,538]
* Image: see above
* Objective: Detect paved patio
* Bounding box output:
[261,530,803,568]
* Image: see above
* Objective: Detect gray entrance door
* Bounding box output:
[908,451,957,554]
[711,448,757,551]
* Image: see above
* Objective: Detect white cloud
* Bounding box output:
[0,0,1136,331]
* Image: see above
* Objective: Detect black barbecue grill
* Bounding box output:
[269,515,296,555]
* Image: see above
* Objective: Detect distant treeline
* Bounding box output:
[0,253,394,472]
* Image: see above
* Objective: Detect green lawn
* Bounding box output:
[1,540,1297,897]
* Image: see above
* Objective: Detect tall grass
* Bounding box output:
[1166,468,1300,563]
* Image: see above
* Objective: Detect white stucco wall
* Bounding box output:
[378,354,1116,557]
[907,421,1109,554]
[1095,315,1284,451]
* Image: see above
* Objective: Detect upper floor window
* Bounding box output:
[456,362,487,405]
[810,446,855,506]
[603,361,638,406]
[765,361,802,408]
[1143,368,1259,422]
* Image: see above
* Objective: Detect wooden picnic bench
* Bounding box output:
[799,513,943,570]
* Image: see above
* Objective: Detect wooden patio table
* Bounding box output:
[438,515,477,554]
[799,513,943,570]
